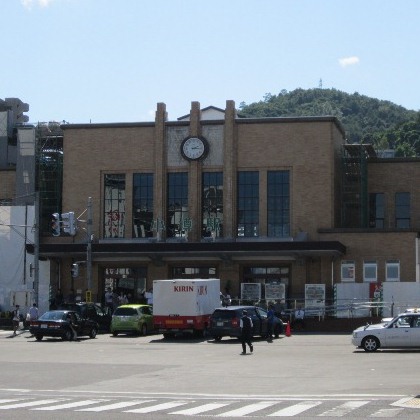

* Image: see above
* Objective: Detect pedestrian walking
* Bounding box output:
[240,309,253,355]
[12,305,20,336]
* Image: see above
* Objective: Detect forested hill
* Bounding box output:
[238,88,420,157]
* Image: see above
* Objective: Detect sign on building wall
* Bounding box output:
[265,283,285,301]
[241,283,261,301]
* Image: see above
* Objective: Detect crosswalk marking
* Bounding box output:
[268,401,322,416]
[0,395,413,417]
[318,400,370,416]
[170,402,231,415]
[77,400,150,412]
[0,399,65,409]
[32,399,109,410]
[217,401,277,417]
[370,407,405,417]
[124,401,188,413]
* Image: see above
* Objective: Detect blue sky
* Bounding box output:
[2,0,420,124]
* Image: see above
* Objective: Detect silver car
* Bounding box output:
[352,312,420,352]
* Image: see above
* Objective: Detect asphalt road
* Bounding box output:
[1,328,420,419]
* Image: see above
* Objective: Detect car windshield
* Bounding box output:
[114,308,137,316]
[39,311,66,321]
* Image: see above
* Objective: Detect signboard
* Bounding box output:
[305,284,325,313]
[265,283,286,300]
[241,283,261,301]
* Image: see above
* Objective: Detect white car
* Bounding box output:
[352,312,420,352]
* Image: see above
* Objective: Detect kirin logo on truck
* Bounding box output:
[173,285,207,295]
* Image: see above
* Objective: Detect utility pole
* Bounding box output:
[86,197,93,291]
[34,191,40,305]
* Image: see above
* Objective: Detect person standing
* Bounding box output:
[294,306,305,330]
[240,309,253,355]
[105,287,114,312]
[28,303,39,322]
[12,305,20,336]
[267,304,275,341]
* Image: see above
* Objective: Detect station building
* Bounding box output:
[28,100,418,309]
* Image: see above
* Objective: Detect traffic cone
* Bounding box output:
[285,321,291,337]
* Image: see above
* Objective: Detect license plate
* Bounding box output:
[217,322,224,326]
[41,324,48,328]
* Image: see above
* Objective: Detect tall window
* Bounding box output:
[267,171,290,237]
[395,192,410,228]
[133,173,153,238]
[363,260,377,283]
[341,260,355,282]
[167,172,188,238]
[386,260,400,282]
[369,193,384,228]
[104,174,125,238]
[237,171,259,237]
[202,172,223,238]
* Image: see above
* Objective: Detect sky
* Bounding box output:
[2,0,420,124]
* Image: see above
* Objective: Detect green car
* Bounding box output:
[111,304,153,336]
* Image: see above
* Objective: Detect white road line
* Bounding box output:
[0,399,21,404]
[125,401,188,413]
[77,400,153,412]
[318,400,370,416]
[217,401,277,417]
[32,399,109,410]
[170,402,231,415]
[0,399,65,409]
[268,401,322,416]
[370,407,405,417]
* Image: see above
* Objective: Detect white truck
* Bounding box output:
[153,278,221,338]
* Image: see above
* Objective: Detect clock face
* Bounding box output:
[181,136,208,161]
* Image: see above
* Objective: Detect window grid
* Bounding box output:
[133,173,154,238]
[386,260,400,282]
[237,171,259,237]
[369,193,384,228]
[363,260,377,283]
[104,174,125,238]
[202,172,223,238]
[167,172,188,238]
[267,170,290,237]
[395,192,410,228]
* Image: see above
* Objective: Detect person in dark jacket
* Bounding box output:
[240,309,253,354]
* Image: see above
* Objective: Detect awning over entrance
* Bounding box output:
[29,240,346,262]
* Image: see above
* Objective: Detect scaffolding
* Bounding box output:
[35,122,63,236]
[341,144,376,228]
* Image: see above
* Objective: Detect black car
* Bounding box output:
[29,310,99,341]
[57,302,112,332]
[208,305,284,341]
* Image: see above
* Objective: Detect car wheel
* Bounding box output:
[214,336,222,342]
[89,327,97,339]
[362,336,379,352]
[141,324,147,336]
[112,331,118,337]
[35,334,43,341]
[163,333,175,339]
[62,329,73,341]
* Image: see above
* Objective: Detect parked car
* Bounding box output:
[57,302,112,332]
[29,310,99,341]
[111,304,153,336]
[352,312,420,352]
[208,305,284,341]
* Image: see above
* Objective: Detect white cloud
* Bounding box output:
[338,56,360,68]
[21,0,56,10]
